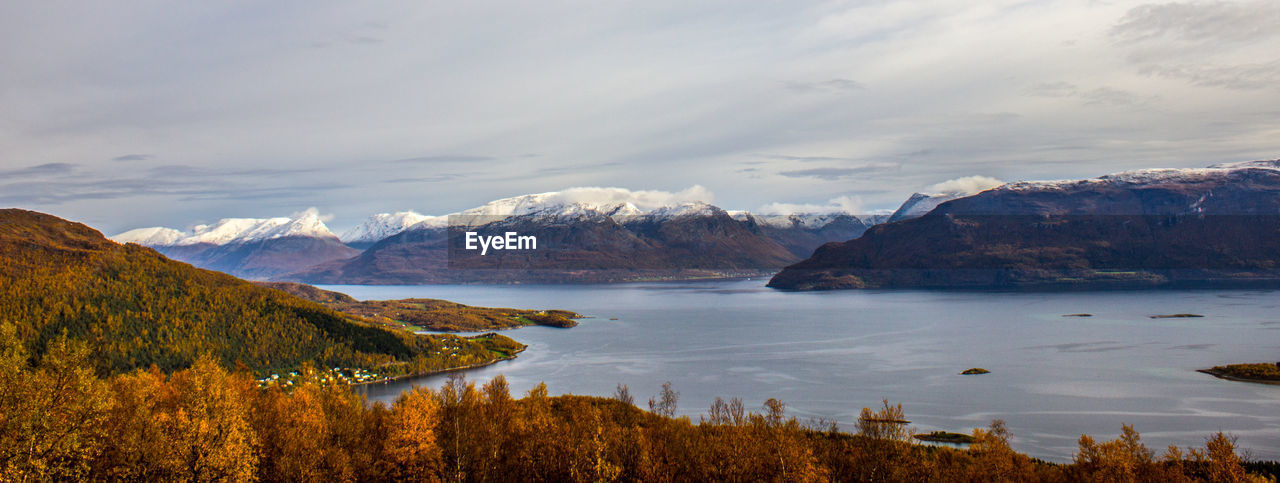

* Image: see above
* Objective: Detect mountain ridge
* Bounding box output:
[112,189,895,283]
[768,159,1280,290]
[0,208,523,376]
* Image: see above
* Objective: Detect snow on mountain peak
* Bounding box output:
[882,175,1004,222]
[458,186,712,218]
[644,201,720,219]
[340,211,441,243]
[180,217,290,245]
[269,208,337,240]
[1206,159,1280,170]
[110,226,186,246]
[111,208,339,247]
[1002,159,1280,192]
[442,186,712,226]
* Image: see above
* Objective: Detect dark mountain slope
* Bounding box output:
[769,160,1280,290]
[153,236,358,280]
[289,206,799,284]
[740,214,872,259]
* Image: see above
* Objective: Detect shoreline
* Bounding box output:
[307,271,777,287]
[351,344,527,388]
[1196,368,1280,386]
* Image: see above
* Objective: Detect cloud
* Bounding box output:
[1112,1,1280,44]
[760,154,856,162]
[544,186,714,211]
[1111,2,1280,92]
[391,155,494,164]
[175,183,352,202]
[0,163,348,206]
[291,206,335,223]
[144,164,323,179]
[0,177,168,204]
[923,175,1003,196]
[757,195,864,215]
[0,162,75,177]
[5,1,1280,234]
[1026,82,1156,108]
[779,163,898,180]
[1139,60,1280,90]
[111,154,153,162]
[383,174,466,183]
[783,78,865,93]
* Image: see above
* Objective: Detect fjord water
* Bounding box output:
[323,281,1280,462]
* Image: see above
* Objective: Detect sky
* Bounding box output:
[3,0,1279,235]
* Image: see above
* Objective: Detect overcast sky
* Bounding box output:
[3,0,1279,234]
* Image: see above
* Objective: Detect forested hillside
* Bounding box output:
[1,347,1268,481]
[256,281,581,332]
[0,209,521,377]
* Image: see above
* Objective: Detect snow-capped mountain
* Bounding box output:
[638,201,721,220]
[886,176,1005,222]
[770,159,1280,290]
[110,209,355,280]
[451,200,644,227]
[340,211,443,248]
[342,188,698,235]
[343,188,879,249]
[734,212,872,230]
[1000,159,1280,193]
[111,226,186,246]
[456,186,708,217]
[887,192,956,222]
[113,186,900,284]
[291,195,887,284]
[290,198,799,284]
[112,209,341,247]
[446,188,699,227]
[727,212,875,258]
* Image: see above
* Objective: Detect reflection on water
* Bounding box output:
[323,281,1280,462]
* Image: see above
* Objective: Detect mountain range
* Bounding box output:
[113,189,900,283]
[113,208,357,280]
[288,200,882,284]
[769,159,1280,290]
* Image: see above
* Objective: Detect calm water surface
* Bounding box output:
[321,280,1280,462]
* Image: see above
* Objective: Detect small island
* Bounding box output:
[1062,313,1093,317]
[1198,362,1280,385]
[960,368,991,375]
[1150,313,1204,319]
[914,431,977,444]
[257,281,583,332]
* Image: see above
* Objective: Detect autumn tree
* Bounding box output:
[0,329,111,481]
[613,383,634,406]
[464,375,517,481]
[383,385,443,480]
[856,399,911,442]
[250,366,374,481]
[1200,432,1261,483]
[648,381,679,418]
[164,356,259,481]
[1074,423,1157,481]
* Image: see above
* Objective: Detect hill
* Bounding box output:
[769,160,1280,290]
[0,208,523,376]
[255,281,581,331]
